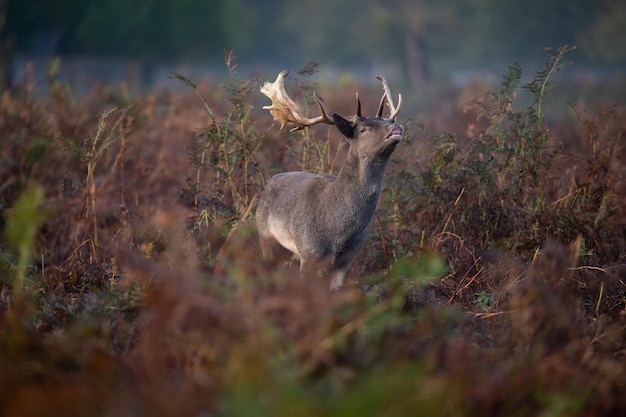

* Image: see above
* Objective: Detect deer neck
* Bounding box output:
[333,148,388,206]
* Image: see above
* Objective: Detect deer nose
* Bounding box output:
[386,125,403,140]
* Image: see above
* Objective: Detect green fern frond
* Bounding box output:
[169,72,217,122]
[524,46,575,100]
[168,72,197,89]
[523,45,576,127]
[296,62,321,110]
[186,132,203,169]
[499,61,522,104]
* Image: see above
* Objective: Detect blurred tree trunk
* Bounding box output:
[0,0,11,89]
[404,30,429,91]
[580,0,626,64]
[394,0,455,92]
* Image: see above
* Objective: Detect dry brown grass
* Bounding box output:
[1,56,625,416]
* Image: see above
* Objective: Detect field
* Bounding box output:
[1,50,625,416]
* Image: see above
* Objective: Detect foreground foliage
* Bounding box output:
[0,51,625,416]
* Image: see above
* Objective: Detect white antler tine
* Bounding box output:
[375,75,402,122]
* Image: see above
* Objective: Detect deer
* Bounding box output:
[256,70,403,290]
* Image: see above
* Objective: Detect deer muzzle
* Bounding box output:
[385,125,404,142]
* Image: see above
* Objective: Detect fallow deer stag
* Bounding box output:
[256,70,403,290]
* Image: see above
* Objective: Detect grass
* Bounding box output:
[0,49,625,416]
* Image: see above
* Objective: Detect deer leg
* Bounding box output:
[329,268,348,291]
[259,234,301,275]
[299,256,318,280]
[298,255,350,290]
[259,235,285,265]
[259,235,273,260]
[328,249,358,290]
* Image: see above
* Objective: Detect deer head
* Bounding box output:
[256,70,403,290]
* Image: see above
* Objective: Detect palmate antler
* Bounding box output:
[260,70,402,131]
[260,70,333,132]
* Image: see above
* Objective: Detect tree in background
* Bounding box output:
[0,0,8,87]
[69,0,244,61]
[1,0,88,87]
[5,0,241,59]
[366,0,459,91]
[1,0,623,90]
[1,0,244,86]
[579,0,626,65]
[457,0,599,67]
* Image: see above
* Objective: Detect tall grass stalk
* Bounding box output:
[85,108,126,259]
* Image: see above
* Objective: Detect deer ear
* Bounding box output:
[332,114,355,139]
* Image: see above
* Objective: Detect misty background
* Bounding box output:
[2,0,625,99]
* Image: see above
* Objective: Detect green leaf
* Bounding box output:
[4,185,48,292]
[390,253,446,286]
[23,140,49,180]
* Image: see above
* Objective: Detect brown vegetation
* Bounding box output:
[1,52,625,416]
